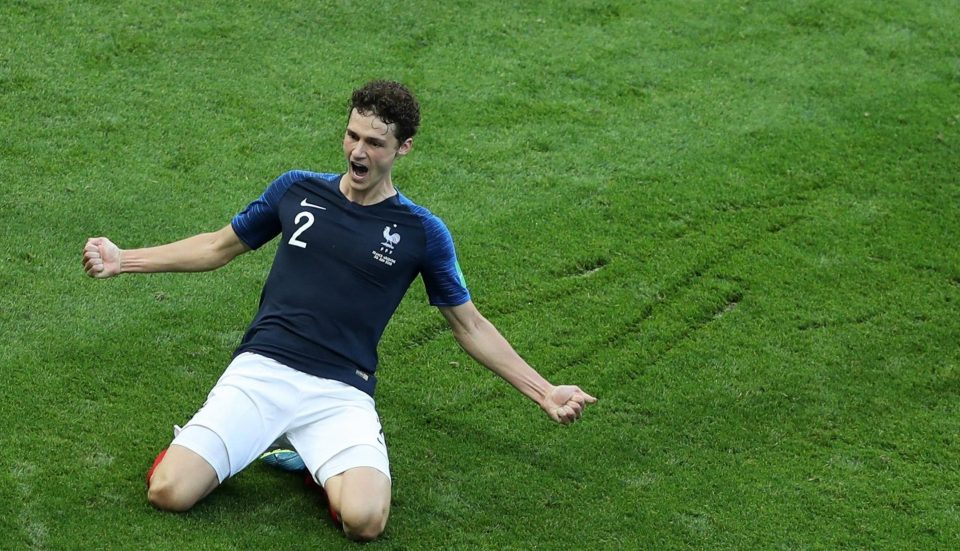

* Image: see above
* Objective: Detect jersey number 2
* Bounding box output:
[288,211,314,248]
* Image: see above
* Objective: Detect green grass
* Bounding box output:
[2,0,959,548]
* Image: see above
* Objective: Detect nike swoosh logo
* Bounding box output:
[300,198,327,210]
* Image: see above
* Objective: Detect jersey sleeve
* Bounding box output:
[231,171,304,250]
[419,214,471,307]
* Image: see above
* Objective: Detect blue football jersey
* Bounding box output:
[230,170,470,396]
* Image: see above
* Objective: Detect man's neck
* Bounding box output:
[339,175,397,206]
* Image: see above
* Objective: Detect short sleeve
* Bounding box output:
[419,214,471,307]
[231,171,305,250]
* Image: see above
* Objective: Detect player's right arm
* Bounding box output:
[82,224,250,279]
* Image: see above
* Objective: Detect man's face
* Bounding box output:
[343,108,411,190]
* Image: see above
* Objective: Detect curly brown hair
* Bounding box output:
[349,80,421,144]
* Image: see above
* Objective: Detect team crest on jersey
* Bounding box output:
[372,224,400,266]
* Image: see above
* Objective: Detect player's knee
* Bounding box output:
[147,474,197,512]
[340,503,388,541]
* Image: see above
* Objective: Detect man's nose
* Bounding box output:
[351,141,366,158]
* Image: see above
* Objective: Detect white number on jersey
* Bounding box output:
[288,211,314,248]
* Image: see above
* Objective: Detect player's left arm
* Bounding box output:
[439,300,597,425]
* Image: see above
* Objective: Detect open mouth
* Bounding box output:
[350,161,369,177]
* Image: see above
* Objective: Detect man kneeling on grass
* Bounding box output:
[82,80,596,541]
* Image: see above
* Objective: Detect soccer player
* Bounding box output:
[82,80,596,541]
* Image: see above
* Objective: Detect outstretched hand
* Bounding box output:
[83,237,122,278]
[542,385,597,425]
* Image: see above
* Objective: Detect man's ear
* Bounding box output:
[397,138,413,157]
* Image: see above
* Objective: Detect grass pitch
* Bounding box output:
[2,1,958,549]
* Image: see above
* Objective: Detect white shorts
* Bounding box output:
[171,352,389,486]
